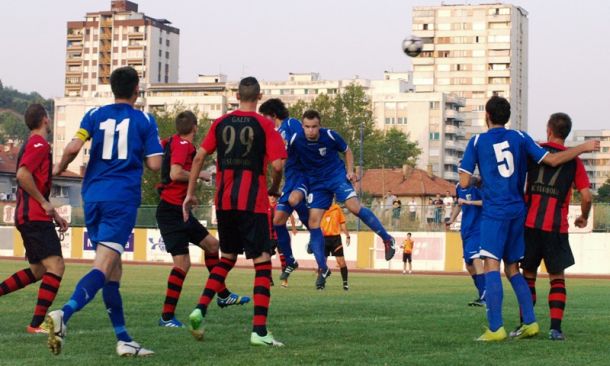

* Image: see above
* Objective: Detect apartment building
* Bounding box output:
[64,0,179,98]
[568,130,610,192]
[411,3,528,136]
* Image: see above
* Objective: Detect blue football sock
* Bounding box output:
[310,228,328,271]
[356,207,391,241]
[485,271,503,331]
[274,224,296,266]
[293,201,310,230]
[62,269,106,324]
[102,281,132,342]
[510,273,536,325]
[473,274,486,299]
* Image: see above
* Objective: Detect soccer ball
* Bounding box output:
[402,36,423,57]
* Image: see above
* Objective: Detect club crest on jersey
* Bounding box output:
[466,194,472,200]
[318,147,327,156]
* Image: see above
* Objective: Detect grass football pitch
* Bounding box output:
[0,259,609,366]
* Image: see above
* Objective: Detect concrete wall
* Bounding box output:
[4,227,610,276]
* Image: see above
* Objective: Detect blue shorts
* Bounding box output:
[277,173,308,214]
[307,176,358,210]
[479,215,525,264]
[84,201,138,254]
[462,232,481,266]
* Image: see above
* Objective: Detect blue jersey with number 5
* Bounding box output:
[459,128,547,219]
[79,103,163,204]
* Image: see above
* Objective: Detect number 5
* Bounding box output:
[493,141,514,178]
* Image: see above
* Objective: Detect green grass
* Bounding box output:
[1,259,609,365]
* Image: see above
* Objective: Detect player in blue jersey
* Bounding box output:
[448,175,485,307]
[258,99,311,284]
[459,96,599,341]
[291,110,395,289]
[46,67,163,356]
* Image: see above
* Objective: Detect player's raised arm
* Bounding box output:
[540,140,599,167]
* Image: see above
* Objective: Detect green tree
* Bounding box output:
[140,105,214,205]
[595,178,610,203]
[0,111,29,144]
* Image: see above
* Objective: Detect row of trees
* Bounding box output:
[0,80,54,144]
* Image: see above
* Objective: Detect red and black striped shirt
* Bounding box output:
[159,135,196,206]
[525,142,589,233]
[15,134,52,225]
[201,110,286,214]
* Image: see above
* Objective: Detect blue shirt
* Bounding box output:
[459,128,548,219]
[277,117,305,181]
[456,183,482,238]
[290,128,348,181]
[79,103,163,205]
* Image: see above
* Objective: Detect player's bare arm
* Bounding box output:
[16,166,55,216]
[341,223,351,246]
[145,155,162,172]
[53,138,85,176]
[459,172,471,188]
[343,147,356,182]
[575,188,592,228]
[183,148,208,221]
[542,140,600,167]
[170,164,191,182]
[268,158,284,197]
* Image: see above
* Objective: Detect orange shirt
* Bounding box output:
[403,238,414,254]
[321,203,346,237]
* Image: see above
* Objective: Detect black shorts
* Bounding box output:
[521,227,574,274]
[156,200,209,256]
[216,210,271,259]
[402,253,412,263]
[17,221,62,264]
[270,239,278,256]
[324,235,344,257]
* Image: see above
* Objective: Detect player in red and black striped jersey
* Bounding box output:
[519,113,592,341]
[0,104,68,334]
[155,111,249,328]
[183,77,287,346]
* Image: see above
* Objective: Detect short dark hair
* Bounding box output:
[110,66,139,99]
[407,232,412,236]
[485,96,511,125]
[238,77,260,102]
[259,98,289,120]
[547,112,572,140]
[302,109,321,123]
[24,103,47,130]
[175,110,197,135]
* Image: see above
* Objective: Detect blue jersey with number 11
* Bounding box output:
[79,103,163,205]
[459,128,547,219]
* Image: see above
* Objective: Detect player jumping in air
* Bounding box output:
[459,96,599,341]
[156,110,249,328]
[46,66,163,356]
[290,109,396,290]
[258,98,311,284]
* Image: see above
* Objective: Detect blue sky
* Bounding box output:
[1,0,608,139]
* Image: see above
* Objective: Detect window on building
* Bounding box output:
[429,132,440,140]
[166,39,170,47]
[165,51,170,59]
[430,101,440,109]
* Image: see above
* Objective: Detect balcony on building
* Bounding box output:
[128,31,145,39]
[443,171,459,182]
[67,30,83,40]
